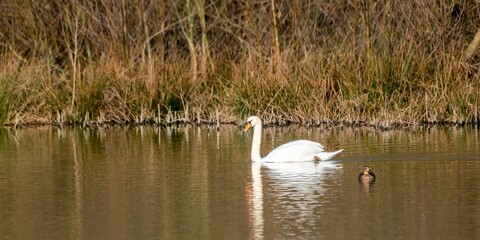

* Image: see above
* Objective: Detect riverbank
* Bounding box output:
[1,1,479,127]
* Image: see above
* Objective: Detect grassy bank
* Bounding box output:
[1,0,479,126]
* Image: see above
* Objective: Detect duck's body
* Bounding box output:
[243,116,343,162]
[358,166,376,182]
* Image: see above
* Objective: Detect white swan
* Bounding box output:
[243,116,343,162]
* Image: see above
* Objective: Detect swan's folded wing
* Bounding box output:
[263,141,326,162]
[273,140,324,151]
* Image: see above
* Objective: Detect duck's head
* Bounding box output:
[363,166,372,175]
[243,116,261,132]
[359,166,376,183]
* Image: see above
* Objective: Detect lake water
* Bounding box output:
[0,125,479,239]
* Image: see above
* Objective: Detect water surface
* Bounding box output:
[0,125,479,239]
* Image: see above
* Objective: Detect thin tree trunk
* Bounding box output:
[271,0,281,78]
[195,0,210,75]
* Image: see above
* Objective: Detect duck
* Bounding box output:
[243,116,343,162]
[358,166,376,182]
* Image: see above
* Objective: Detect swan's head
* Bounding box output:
[243,116,261,132]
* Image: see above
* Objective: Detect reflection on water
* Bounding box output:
[249,163,264,239]
[261,161,342,239]
[0,125,479,239]
[248,161,343,239]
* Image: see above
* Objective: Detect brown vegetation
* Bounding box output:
[0,0,479,126]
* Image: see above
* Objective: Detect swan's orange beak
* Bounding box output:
[243,122,252,132]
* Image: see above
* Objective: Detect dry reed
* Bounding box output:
[0,0,479,126]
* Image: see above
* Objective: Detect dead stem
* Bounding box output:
[0,1,479,127]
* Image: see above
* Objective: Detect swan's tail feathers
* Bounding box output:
[317,149,343,161]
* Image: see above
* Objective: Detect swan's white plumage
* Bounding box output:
[244,116,343,162]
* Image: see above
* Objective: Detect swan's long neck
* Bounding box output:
[251,123,263,162]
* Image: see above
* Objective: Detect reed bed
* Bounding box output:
[0,0,479,127]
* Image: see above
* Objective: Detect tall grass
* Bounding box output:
[0,0,479,126]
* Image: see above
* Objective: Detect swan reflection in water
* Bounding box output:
[247,161,342,239]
